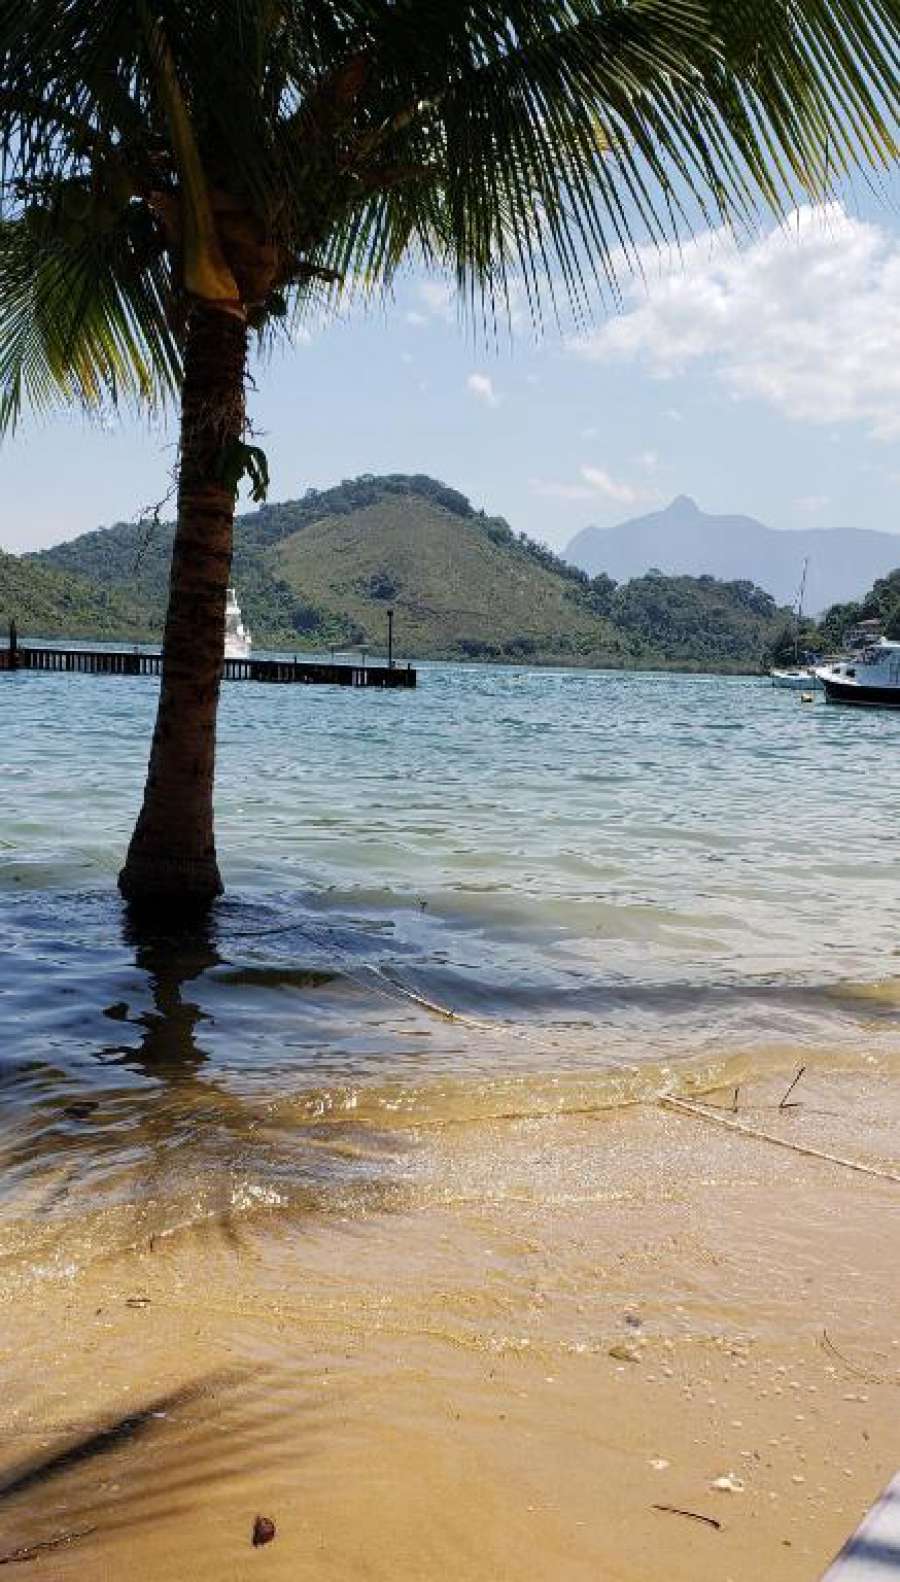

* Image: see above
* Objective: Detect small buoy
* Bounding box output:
[800,692,814,703]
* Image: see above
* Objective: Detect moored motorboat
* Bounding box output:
[225,587,252,659]
[816,639,900,707]
[770,666,821,690]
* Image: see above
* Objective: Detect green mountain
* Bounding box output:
[0,548,152,640]
[12,473,794,670]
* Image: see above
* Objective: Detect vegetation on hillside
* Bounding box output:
[269,490,629,662]
[764,567,900,665]
[25,474,791,670]
[0,549,151,639]
[817,569,900,646]
[608,571,783,667]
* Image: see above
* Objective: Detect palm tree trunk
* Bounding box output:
[118,303,248,909]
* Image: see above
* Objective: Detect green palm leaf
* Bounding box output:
[0,207,181,431]
[1,0,898,428]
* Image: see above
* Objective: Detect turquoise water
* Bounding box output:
[2,661,899,1256]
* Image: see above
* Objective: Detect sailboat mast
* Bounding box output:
[795,557,809,663]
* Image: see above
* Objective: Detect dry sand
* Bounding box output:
[3,1069,900,1580]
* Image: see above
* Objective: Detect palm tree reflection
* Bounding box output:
[117,907,221,1079]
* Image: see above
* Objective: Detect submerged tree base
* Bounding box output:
[117,851,224,910]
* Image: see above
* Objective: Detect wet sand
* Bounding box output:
[3,1069,900,1580]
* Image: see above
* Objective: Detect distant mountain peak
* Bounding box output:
[565,498,900,611]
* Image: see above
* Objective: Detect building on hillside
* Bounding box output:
[844,617,883,650]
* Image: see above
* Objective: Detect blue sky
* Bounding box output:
[3,183,900,555]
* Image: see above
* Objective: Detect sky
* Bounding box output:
[3,181,900,556]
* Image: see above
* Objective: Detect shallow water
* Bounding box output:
[2,661,899,1266]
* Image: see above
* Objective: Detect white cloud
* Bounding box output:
[796,493,829,513]
[416,281,455,322]
[532,463,655,507]
[580,465,643,505]
[467,372,500,408]
[405,310,427,327]
[636,449,659,472]
[568,204,900,440]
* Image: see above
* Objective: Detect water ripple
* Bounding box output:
[1,662,899,1254]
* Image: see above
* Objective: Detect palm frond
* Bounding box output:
[0,208,181,433]
[262,0,900,339]
[357,0,898,294]
[0,0,898,420]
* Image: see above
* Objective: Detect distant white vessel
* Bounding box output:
[224,587,252,659]
[769,556,821,690]
[770,666,821,690]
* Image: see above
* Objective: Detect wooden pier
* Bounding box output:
[0,628,416,689]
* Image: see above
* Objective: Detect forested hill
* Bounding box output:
[0,548,151,640]
[815,567,900,647]
[14,473,792,670]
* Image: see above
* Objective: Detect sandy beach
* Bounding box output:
[3,1064,900,1580]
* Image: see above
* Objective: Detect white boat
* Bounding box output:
[769,556,821,689]
[816,638,900,707]
[224,587,252,659]
[770,666,821,690]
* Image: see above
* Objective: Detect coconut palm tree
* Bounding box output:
[1,1,898,908]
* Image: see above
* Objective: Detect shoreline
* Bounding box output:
[4,1067,900,1579]
[2,631,772,677]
